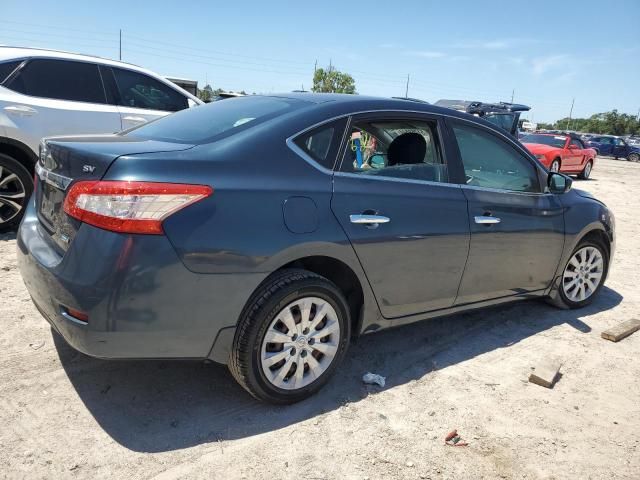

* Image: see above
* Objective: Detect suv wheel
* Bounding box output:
[0,153,32,232]
[229,269,350,404]
[628,152,640,162]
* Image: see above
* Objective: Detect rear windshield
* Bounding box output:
[521,134,567,148]
[125,96,308,144]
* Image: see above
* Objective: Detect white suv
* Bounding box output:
[0,46,202,231]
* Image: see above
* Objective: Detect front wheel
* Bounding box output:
[229,269,350,404]
[0,153,33,232]
[554,240,609,309]
[550,159,561,173]
[578,160,593,180]
[628,152,640,163]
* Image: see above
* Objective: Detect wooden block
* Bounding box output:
[601,318,640,343]
[529,358,562,388]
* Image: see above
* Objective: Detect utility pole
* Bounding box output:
[405,74,410,98]
[313,59,317,75]
[636,107,640,122]
[511,89,514,103]
[566,98,575,131]
[119,29,122,61]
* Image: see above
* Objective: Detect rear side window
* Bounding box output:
[0,60,21,83]
[6,59,106,103]
[112,67,187,112]
[293,118,347,170]
[127,96,308,144]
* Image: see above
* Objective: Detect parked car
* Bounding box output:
[17,94,615,403]
[0,46,202,231]
[434,99,530,138]
[585,135,640,162]
[521,132,597,178]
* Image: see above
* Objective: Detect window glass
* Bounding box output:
[294,120,346,169]
[339,119,448,183]
[614,138,625,146]
[127,96,307,144]
[453,123,539,193]
[0,60,21,84]
[521,134,567,148]
[112,67,187,112]
[570,138,584,148]
[6,59,106,103]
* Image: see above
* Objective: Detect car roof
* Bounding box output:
[0,45,201,102]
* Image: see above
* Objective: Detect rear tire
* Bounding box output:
[550,158,561,173]
[578,160,593,180]
[628,152,640,162]
[551,239,609,309]
[229,269,351,404]
[0,153,33,232]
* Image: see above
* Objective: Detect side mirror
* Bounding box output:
[368,154,386,169]
[568,144,578,149]
[548,172,572,194]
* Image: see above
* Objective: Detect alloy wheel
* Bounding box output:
[629,153,640,163]
[583,162,592,178]
[550,160,560,172]
[0,165,26,225]
[562,246,604,302]
[260,296,340,390]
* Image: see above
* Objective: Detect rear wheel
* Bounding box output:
[578,160,593,180]
[628,152,640,162]
[229,269,350,404]
[553,240,608,309]
[550,158,561,173]
[0,153,32,232]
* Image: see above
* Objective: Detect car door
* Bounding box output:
[567,137,585,169]
[331,113,470,318]
[598,137,613,155]
[107,66,191,129]
[448,119,565,304]
[1,58,121,154]
[612,138,628,158]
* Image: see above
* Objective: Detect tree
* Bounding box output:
[198,84,214,102]
[312,66,356,94]
[539,110,639,135]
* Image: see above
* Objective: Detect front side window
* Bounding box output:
[0,60,21,84]
[452,122,540,193]
[339,119,448,183]
[570,138,584,149]
[521,134,567,148]
[5,59,106,103]
[112,67,188,112]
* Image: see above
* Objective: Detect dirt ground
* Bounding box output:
[1,157,639,480]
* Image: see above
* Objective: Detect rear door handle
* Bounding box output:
[4,105,37,116]
[474,215,501,225]
[350,214,391,225]
[122,116,147,124]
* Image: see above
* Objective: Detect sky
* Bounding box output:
[1,0,639,123]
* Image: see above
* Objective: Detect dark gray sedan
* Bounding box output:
[17,94,615,403]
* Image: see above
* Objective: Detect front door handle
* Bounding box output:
[122,116,147,124]
[474,215,501,225]
[4,105,38,116]
[350,214,391,226]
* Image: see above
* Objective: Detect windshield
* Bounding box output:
[126,96,309,144]
[521,134,567,148]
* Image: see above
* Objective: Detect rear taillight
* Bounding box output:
[63,181,212,234]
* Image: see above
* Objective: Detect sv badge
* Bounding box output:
[83,165,96,173]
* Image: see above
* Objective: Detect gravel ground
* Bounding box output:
[1,157,639,480]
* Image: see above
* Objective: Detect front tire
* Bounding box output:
[229,269,351,404]
[578,160,593,180]
[553,239,609,309]
[0,153,32,232]
[550,158,561,173]
[628,152,640,162]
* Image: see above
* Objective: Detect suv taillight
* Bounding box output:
[63,181,212,234]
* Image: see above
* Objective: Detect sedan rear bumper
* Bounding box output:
[16,199,267,361]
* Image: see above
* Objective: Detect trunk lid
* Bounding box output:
[36,134,194,251]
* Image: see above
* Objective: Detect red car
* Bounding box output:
[521,133,597,179]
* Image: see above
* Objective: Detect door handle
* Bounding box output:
[4,105,37,116]
[474,215,501,225]
[122,116,147,124]
[350,214,391,225]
